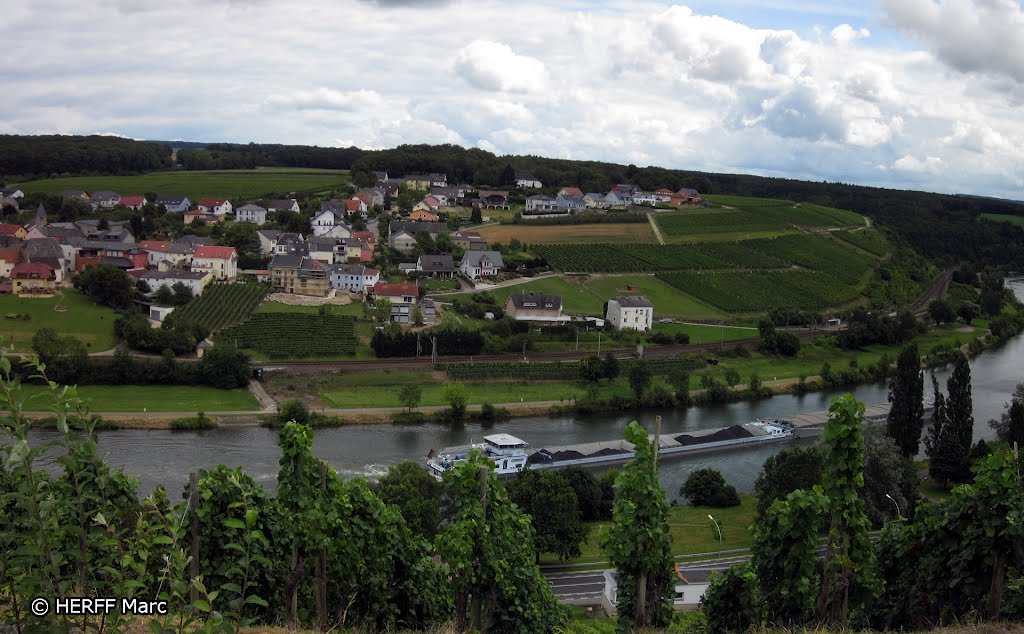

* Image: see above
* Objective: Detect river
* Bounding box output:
[25,279,1024,501]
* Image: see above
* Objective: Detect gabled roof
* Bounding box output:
[24,238,64,260]
[585,192,605,200]
[479,190,510,199]
[515,173,538,180]
[271,254,303,269]
[142,270,208,281]
[258,229,282,240]
[390,220,447,236]
[611,295,653,308]
[90,190,120,202]
[237,204,267,213]
[461,250,504,268]
[11,262,54,279]
[373,282,418,297]
[198,198,228,207]
[156,194,189,204]
[417,254,455,272]
[119,195,146,207]
[422,196,440,206]
[267,198,298,210]
[175,235,215,246]
[454,230,482,238]
[0,224,23,235]
[527,194,556,202]
[508,292,562,311]
[343,199,363,211]
[558,187,584,197]
[351,230,377,243]
[193,245,236,260]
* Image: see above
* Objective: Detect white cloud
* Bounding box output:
[881,0,1024,82]
[830,23,870,46]
[452,40,548,93]
[894,154,944,173]
[265,88,383,111]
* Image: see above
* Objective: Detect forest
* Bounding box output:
[4,135,1024,269]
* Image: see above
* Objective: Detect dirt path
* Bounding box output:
[248,380,278,413]
[647,213,666,245]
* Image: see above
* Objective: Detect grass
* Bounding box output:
[12,167,350,201]
[540,496,757,565]
[652,322,759,343]
[0,289,118,350]
[19,384,259,412]
[421,278,461,292]
[446,276,606,315]
[980,213,1024,228]
[580,275,729,320]
[475,223,657,244]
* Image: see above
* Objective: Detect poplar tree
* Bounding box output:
[944,353,975,482]
[886,343,925,457]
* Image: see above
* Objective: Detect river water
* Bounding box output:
[25,280,1024,502]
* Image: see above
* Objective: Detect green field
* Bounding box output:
[657,197,863,243]
[19,384,259,412]
[652,322,759,343]
[12,167,350,201]
[446,277,606,314]
[171,283,268,332]
[0,290,117,351]
[833,229,891,257]
[217,313,356,358]
[981,213,1024,228]
[542,495,757,564]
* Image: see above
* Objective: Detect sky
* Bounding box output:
[2,0,1023,199]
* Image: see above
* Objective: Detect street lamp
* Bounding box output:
[885,493,901,520]
[708,514,723,562]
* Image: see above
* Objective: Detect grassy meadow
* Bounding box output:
[475,222,657,244]
[981,212,1024,228]
[19,384,259,412]
[0,289,118,351]
[12,167,350,201]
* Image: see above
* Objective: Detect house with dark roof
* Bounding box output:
[272,232,307,257]
[459,250,503,280]
[311,202,353,238]
[416,254,456,278]
[388,221,448,253]
[175,234,215,247]
[478,190,511,209]
[62,190,89,200]
[602,564,713,615]
[138,239,194,268]
[89,191,121,208]
[267,198,300,213]
[515,173,542,188]
[24,238,68,283]
[606,295,653,331]
[330,265,380,294]
[584,193,607,209]
[141,270,212,296]
[156,195,191,212]
[453,230,487,251]
[270,255,331,296]
[505,292,570,324]
[556,193,585,211]
[0,188,24,199]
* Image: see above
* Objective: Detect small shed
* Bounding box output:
[150,305,175,322]
[195,340,213,359]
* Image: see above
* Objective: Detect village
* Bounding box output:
[0,173,701,334]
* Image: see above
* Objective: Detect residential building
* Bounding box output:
[369,282,420,324]
[355,188,384,209]
[606,295,654,332]
[416,254,456,278]
[602,566,713,614]
[557,186,584,197]
[515,173,542,188]
[556,193,585,211]
[267,198,300,213]
[402,174,433,191]
[410,207,439,222]
[612,183,642,195]
[459,250,503,280]
[388,221,447,252]
[71,240,147,273]
[90,191,121,208]
[0,224,27,240]
[23,238,68,282]
[632,192,657,206]
[0,197,19,212]
[653,188,675,202]
[62,190,89,200]
[311,203,353,238]
[584,193,607,209]
[453,230,487,251]
[11,262,56,294]
[526,195,558,213]
[236,204,268,225]
[175,235,215,247]
[0,241,22,278]
[307,237,342,263]
[344,198,367,217]
[273,233,307,256]
[119,195,147,210]
[270,255,331,296]
[478,190,510,209]
[257,229,281,255]
[430,173,448,187]
[141,270,212,296]
[505,292,570,324]
[197,198,232,215]
[191,245,238,281]
[373,170,389,182]
[183,210,222,225]
[677,188,701,203]
[138,239,194,267]
[330,265,379,293]
[389,230,417,254]
[156,195,191,212]
[604,190,633,208]
[0,188,24,199]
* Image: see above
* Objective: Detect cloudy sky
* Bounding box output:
[3,0,1023,198]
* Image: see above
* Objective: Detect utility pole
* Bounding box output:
[598,331,602,355]
[431,336,438,366]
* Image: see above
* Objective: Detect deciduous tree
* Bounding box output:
[507,469,588,562]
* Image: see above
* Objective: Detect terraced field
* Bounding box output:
[656,270,864,312]
[531,243,788,273]
[169,283,269,332]
[833,229,891,257]
[659,196,864,242]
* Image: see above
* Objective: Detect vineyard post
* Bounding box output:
[189,472,201,606]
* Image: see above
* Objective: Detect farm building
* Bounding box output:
[606,296,654,332]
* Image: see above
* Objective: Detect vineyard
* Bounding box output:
[657,199,863,240]
[441,356,705,381]
[656,210,786,236]
[745,234,873,284]
[531,242,789,273]
[656,270,864,312]
[833,229,891,257]
[169,283,269,332]
[217,313,356,358]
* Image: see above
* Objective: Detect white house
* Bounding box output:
[156,195,191,213]
[197,198,233,215]
[515,173,542,188]
[138,239,193,267]
[267,198,300,213]
[525,195,558,213]
[0,188,24,199]
[459,251,504,280]
[604,191,633,208]
[235,204,268,225]
[606,295,654,332]
[141,270,212,297]
[584,193,607,209]
[310,206,353,238]
[191,245,238,281]
[90,191,121,208]
[330,265,379,293]
[602,566,712,616]
[632,192,657,206]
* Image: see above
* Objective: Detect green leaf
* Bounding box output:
[222,518,245,530]
[192,599,211,613]
[244,595,269,607]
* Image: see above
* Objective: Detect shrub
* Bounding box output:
[679,468,741,507]
[170,411,215,430]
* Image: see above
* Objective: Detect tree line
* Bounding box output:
[0,134,171,180]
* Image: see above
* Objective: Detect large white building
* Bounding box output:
[606,295,654,332]
[141,270,212,297]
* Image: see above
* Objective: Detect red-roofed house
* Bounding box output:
[0,224,27,239]
[653,188,675,202]
[344,198,367,216]
[197,198,233,215]
[369,282,422,324]
[557,186,584,198]
[192,245,238,281]
[11,262,55,294]
[120,196,147,210]
[351,230,377,246]
[410,207,439,222]
[0,243,22,278]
